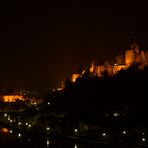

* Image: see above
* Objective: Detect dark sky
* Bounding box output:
[0,1,148,90]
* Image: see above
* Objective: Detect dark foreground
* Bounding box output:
[0,131,147,148]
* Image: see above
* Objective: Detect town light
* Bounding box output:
[10,130,12,134]
[142,138,146,142]
[47,139,50,147]
[74,144,77,148]
[113,112,120,117]
[74,129,78,133]
[122,131,127,135]
[18,133,21,138]
[102,133,106,137]
[47,127,50,131]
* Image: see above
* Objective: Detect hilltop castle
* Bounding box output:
[72,42,148,82]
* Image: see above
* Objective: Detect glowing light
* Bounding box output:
[10,120,13,123]
[74,144,77,148]
[25,123,28,126]
[142,138,146,142]
[47,139,50,147]
[18,133,21,138]
[48,102,50,105]
[102,133,106,137]
[113,112,120,117]
[57,88,62,91]
[4,113,7,117]
[28,125,31,128]
[122,131,127,135]
[18,122,21,125]
[74,129,78,133]
[72,74,80,82]
[1,128,9,133]
[2,95,24,102]
[47,127,50,131]
[10,130,13,134]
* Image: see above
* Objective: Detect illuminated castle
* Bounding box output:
[72,42,148,82]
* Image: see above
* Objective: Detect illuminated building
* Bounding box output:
[71,42,148,82]
[2,95,24,102]
[72,74,81,82]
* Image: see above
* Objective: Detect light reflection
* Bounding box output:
[74,144,77,148]
[46,139,50,147]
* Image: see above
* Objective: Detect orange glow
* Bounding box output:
[72,74,80,82]
[71,42,148,81]
[1,128,9,133]
[125,50,135,65]
[89,62,95,73]
[2,95,24,102]
[112,65,128,74]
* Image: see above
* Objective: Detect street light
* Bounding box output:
[18,133,21,138]
[102,133,106,137]
[10,130,13,134]
[142,138,146,142]
[122,131,127,135]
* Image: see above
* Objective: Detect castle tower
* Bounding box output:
[131,41,140,54]
[89,61,95,73]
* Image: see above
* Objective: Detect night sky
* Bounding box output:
[0,1,148,90]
